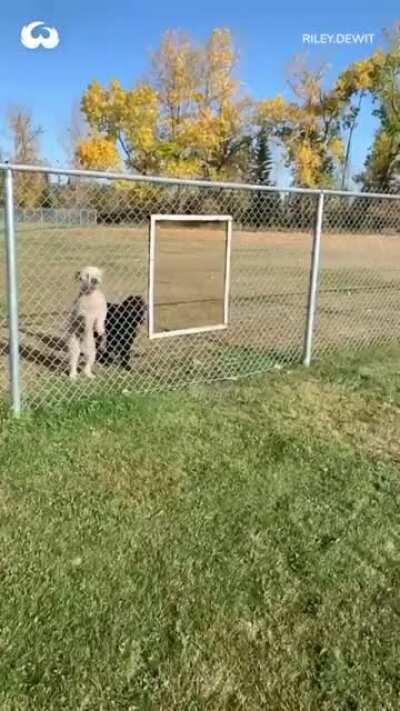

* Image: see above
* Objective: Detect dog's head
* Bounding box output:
[76,266,103,294]
[122,295,146,324]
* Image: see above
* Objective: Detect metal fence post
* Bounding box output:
[4,168,22,415]
[303,190,324,367]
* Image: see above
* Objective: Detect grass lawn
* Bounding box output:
[1,347,400,709]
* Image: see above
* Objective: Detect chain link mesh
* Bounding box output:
[316,194,400,354]
[1,166,399,410]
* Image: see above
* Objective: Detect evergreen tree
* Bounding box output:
[252,124,274,185]
[248,125,280,228]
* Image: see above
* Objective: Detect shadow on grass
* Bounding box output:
[15,342,301,413]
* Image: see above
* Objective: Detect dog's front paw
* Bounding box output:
[97,334,107,352]
[83,366,95,379]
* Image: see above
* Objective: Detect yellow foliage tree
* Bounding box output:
[76,136,120,170]
[8,108,46,207]
[204,28,238,105]
[258,59,346,188]
[79,28,251,179]
[79,80,159,173]
[365,129,399,186]
[335,35,400,191]
[334,51,386,100]
[152,29,200,137]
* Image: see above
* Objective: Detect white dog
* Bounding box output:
[68,266,107,379]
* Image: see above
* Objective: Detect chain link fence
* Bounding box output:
[0,163,399,413]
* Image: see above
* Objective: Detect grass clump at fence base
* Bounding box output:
[1,347,400,709]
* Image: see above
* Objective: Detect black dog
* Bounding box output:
[96,295,146,370]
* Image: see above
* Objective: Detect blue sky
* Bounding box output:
[0,0,398,183]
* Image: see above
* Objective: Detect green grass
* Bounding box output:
[1,347,400,709]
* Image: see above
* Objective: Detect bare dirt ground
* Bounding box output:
[1,223,400,405]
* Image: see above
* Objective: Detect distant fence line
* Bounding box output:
[1,176,400,232]
[0,207,97,227]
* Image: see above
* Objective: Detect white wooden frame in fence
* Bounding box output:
[148,214,233,340]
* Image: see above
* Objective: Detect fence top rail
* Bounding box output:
[1,161,400,202]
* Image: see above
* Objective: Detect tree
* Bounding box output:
[77,80,159,173]
[251,124,274,185]
[8,108,46,207]
[362,50,400,191]
[247,125,281,228]
[9,107,43,164]
[257,56,346,188]
[334,49,389,190]
[359,128,400,192]
[61,102,88,168]
[331,25,400,192]
[151,29,200,139]
[78,28,252,180]
[77,136,120,170]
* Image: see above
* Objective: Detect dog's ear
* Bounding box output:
[75,270,81,281]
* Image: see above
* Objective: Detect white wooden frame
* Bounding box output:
[148,214,233,340]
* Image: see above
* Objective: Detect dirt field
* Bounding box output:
[1,221,400,406]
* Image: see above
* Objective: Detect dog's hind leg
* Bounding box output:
[120,340,133,370]
[82,328,96,378]
[68,334,80,379]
